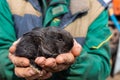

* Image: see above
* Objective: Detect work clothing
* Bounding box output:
[0,0,112,80]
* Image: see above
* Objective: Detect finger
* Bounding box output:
[35,57,57,72]
[44,58,56,67]
[35,57,46,67]
[9,53,30,67]
[45,53,74,72]
[44,63,70,72]
[56,53,75,64]
[15,67,37,78]
[25,68,46,80]
[35,57,57,68]
[9,38,21,54]
[26,70,52,80]
[71,39,82,57]
[40,55,73,72]
[25,74,40,80]
[9,45,16,54]
[39,71,52,80]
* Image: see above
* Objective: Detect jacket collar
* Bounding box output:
[28,0,90,15]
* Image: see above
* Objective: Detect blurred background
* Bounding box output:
[107,0,120,80]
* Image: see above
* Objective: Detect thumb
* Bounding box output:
[9,38,21,54]
[71,39,82,57]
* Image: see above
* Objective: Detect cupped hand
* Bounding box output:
[9,39,52,80]
[35,39,82,72]
[8,39,82,79]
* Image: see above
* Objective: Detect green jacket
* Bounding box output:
[0,0,112,80]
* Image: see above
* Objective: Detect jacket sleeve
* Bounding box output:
[0,0,23,80]
[48,10,112,80]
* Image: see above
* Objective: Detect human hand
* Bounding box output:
[35,39,82,72]
[8,39,82,79]
[9,39,52,80]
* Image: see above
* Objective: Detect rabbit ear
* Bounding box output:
[32,27,41,31]
[22,31,33,37]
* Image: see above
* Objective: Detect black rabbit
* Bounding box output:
[15,27,73,70]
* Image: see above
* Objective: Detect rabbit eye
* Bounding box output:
[58,39,63,41]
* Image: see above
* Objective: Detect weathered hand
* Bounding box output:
[8,39,81,79]
[35,40,82,72]
[9,39,52,80]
